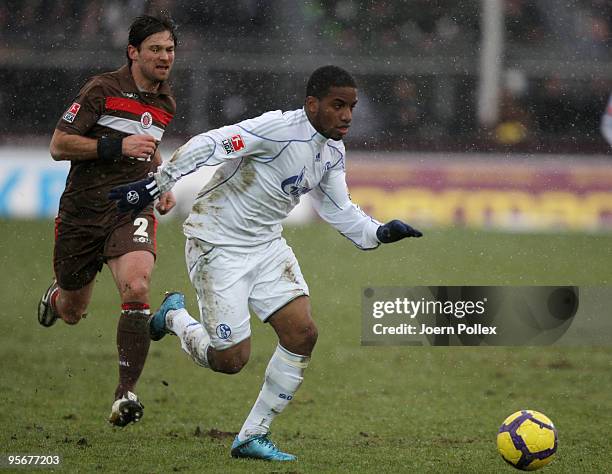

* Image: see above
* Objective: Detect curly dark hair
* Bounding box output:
[306,65,357,99]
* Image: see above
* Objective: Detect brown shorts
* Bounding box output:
[53,213,157,291]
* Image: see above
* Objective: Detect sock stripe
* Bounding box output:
[121,302,150,311]
[277,344,310,368]
[278,354,310,369]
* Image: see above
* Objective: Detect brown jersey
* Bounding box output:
[55,65,175,224]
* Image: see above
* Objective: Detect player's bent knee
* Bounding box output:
[300,322,318,348]
[59,300,87,325]
[120,278,150,302]
[215,362,246,375]
[212,355,249,374]
[280,321,318,354]
[209,342,250,375]
[61,308,85,324]
[62,314,82,325]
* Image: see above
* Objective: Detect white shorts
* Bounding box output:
[185,237,310,350]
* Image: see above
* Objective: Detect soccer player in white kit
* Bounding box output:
[109,65,422,461]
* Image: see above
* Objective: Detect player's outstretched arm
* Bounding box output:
[152,149,176,215]
[376,219,423,244]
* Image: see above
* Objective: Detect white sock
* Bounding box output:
[238,344,310,441]
[166,308,211,368]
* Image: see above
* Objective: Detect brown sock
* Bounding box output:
[115,303,151,400]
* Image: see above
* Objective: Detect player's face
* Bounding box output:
[307,87,357,140]
[129,31,175,86]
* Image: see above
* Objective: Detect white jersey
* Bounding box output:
[155,108,381,249]
[601,94,612,146]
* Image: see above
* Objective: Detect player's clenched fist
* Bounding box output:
[376,219,423,243]
[155,191,176,215]
[122,134,158,161]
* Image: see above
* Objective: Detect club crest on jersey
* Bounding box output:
[140,111,153,129]
[62,102,81,123]
[221,134,245,154]
[216,324,232,339]
[281,167,311,197]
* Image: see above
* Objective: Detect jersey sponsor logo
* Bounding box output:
[315,152,321,162]
[122,91,139,99]
[216,323,232,339]
[62,102,81,123]
[140,111,153,129]
[221,139,233,154]
[221,134,245,154]
[281,166,312,197]
[231,134,244,151]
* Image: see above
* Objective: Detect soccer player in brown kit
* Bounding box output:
[37,15,177,427]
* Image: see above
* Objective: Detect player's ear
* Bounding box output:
[305,96,319,115]
[127,44,139,63]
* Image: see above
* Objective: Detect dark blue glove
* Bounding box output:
[377,219,423,243]
[108,175,160,214]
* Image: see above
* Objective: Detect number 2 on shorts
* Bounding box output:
[133,217,149,237]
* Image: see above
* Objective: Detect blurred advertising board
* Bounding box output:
[1,147,611,232]
[347,152,612,233]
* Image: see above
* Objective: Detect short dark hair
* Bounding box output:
[126,14,177,65]
[306,65,357,99]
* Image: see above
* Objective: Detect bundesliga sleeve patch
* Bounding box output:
[62,102,81,123]
[221,134,245,154]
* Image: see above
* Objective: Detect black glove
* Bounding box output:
[377,219,423,243]
[108,175,160,214]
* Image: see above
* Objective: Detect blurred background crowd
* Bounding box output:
[2,0,612,152]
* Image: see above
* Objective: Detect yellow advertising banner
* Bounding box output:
[346,156,612,232]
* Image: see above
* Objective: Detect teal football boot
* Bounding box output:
[149,292,184,341]
[231,433,296,461]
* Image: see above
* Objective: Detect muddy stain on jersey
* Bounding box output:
[237,159,256,191]
[282,260,299,284]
